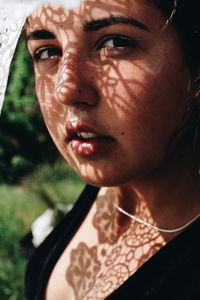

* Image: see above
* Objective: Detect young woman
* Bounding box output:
[25,0,200,299]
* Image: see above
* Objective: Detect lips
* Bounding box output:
[66,122,110,141]
[66,122,114,156]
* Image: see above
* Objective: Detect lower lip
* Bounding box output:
[70,138,113,156]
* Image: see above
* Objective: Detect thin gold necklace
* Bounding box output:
[115,203,200,233]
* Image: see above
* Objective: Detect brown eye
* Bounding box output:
[96,35,137,50]
[32,47,62,63]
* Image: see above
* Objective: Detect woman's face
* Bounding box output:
[27,0,191,186]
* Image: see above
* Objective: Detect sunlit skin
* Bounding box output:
[26,1,200,299]
[28,1,188,180]
[27,0,200,230]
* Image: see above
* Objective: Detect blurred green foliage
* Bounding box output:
[0,213,27,300]
[0,37,58,183]
[0,34,84,300]
[0,162,84,300]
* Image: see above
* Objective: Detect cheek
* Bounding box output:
[35,74,68,145]
[102,55,189,123]
[100,56,190,159]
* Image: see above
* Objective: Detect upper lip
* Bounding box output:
[66,121,111,141]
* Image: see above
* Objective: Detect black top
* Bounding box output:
[25,184,200,300]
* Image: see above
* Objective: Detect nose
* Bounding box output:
[55,50,98,107]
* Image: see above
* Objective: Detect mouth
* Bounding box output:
[66,124,114,156]
[71,131,111,141]
[74,131,100,140]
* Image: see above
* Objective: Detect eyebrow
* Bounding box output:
[84,16,149,32]
[26,29,56,41]
[26,16,148,41]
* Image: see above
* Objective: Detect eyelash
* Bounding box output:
[32,46,62,63]
[31,34,137,64]
[96,34,138,50]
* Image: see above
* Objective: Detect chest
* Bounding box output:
[45,188,168,300]
[45,224,165,300]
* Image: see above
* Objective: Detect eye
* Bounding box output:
[96,34,137,50]
[32,47,62,63]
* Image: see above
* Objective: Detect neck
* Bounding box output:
[114,148,200,237]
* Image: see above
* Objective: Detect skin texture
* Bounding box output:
[27,0,191,187]
[27,1,200,299]
[65,188,165,300]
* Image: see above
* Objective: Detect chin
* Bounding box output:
[63,152,164,188]
[76,169,136,188]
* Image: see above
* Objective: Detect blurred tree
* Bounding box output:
[0,36,58,183]
[0,213,27,300]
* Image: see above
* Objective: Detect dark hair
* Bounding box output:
[153,0,200,73]
[151,1,200,151]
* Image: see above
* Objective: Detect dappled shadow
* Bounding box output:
[26,1,194,299]
[26,1,191,188]
[66,187,166,300]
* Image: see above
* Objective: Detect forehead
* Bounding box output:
[27,0,164,31]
